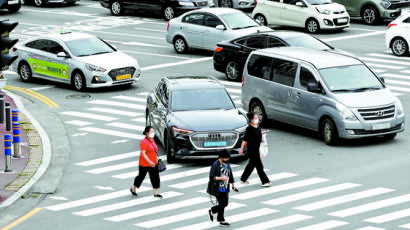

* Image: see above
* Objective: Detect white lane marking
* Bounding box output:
[87,30,165,40]
[366,63,405,70]
[75,151,139,167]
[87,100,146,110]
[263,182,361,206]
[322,31,385,42]
[85,161,139,174]
[400,70,410,74]
[60,111,118,121]
[20,9,96,17]
[382,73,410,81]
[105,122,145,131]
[110,140,129,144]
[134,27,166,32]
[295,220,348,230]
[64,120,93,126]
[361,57,410,66]
[295,187,394,211]
[355,227,384,230]
[387,85,410,92]
[141,57,213,71]
[226,87,242,94]
[44,187,151,211]
[72,133,88,137]
[87,107,142,117]
[29,85,55,91]
[49,196,68,201]
[219,80,242,87]
[173,208,278,230]
[138,92,149,96]
[94,186,115,191]
[78,127,145,139]
[141,19,167,25]
[348,28,380,32]
[392,92,403,96]
[386,79,410,87]
[106,39,167,48]
[122,50,191,60]
[73,191,183,217]
[365,208,410,224]
[234,214,312,230]
[136,203,246,228]
[371,69,387,73]
[367,53,410,61]
[111,95,147,103]
[400,223,410,229]
[112,163,184,179]
[329,194,410,218]
[132,117,146,123]
[104,197,209,222]
[232,178,328,200]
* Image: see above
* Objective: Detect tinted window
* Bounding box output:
[245,36,266,49]
[267,37,287,48]
[404,17,410,23]
[299,67,316,89]
[271,58,297,87]
[49,41,65,55]
[287,0,304,5]
[25,39,48,52]
[247,54,273,80]
[234,38,247,45]
[171,88,235,111]
[182,13,204,25]
[285,35,330,50]
[204,15,223,28]
[65,37,115,57]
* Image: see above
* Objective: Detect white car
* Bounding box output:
[252,0,350,33]
[386,11,410,56]
[166,8,272,53]
[218,0,255,9]
[11,31,141,91]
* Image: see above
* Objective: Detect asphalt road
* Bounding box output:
[1,2,410,229]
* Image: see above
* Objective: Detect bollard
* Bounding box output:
[5,102,11,132]
[4,134,12,172]
[12,109,18,122]
[12,122,21,158]
[0,94,4,124]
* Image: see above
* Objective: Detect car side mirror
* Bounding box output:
[295,2,306,7]
[307,82,321,93]
[379,76,385,84]
[57,51,69,58]
[216,25,226,30]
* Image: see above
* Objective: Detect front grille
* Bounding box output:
[389,0,410,10]
[108,67,136,81]
[353,124,402,135]
[333,10,345,14]
[333,17,349,26]
[190,132,238,150]
[358,105,395,121]
[195,1,208,7]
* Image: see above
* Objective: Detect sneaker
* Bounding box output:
[154,194,163,198]
[240,180,249,184]
[208,209,214,222]
[130,188,137,196]
[219,221,230,226]
[261,182,272,187]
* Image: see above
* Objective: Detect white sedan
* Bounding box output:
[386,11,410,56]
[166,8,272,53]
[11,31,141,91]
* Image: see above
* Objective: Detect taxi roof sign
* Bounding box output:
[60,29,72,34]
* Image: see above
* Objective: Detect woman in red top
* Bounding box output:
[130,126,162,198]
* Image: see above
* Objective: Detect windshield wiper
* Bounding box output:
[91,51,111,56]
[352,87,381,92]
[332,89,353,92]
[233,25,257,30]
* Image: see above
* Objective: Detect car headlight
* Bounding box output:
[336,104,358,121]
[395,100,404,116]
[316,7,331,15]
[380,0,391,9]
[235,125,247,133]
[172,126,193,136]
[179,1,194,6]
[85,63,106,72]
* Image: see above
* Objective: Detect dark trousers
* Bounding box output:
[211,192,229,222]
[240,154,270,184]
[134,165,160,189]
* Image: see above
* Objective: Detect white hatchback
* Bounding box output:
[386,11,410,56]
[252,0,350,33]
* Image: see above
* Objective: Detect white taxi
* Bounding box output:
[386,11,410,56]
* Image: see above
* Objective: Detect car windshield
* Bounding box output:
[319,64,384,92]
[220,13,260,30]
[65,37,115,57]
[285,35,331,50]
[171,88,235,111]
[305,0,332,5]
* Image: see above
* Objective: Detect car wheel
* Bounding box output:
[306,18,319,34]
[166,134,176,164]
[250,101,267,127]
[219,0,232,7]
[384,133,397,140]
[173,37,188,54]
[110,1,124,16]
[7,2,21,12]
[391,38,408,56]
[33,0,42,6]
[361,5,379,25]
[163,6,175,21]
[19,62,32,82]
[225,61,241,81]
[254,14,267,26]
[321,117,339,146]
[72,71,86,91]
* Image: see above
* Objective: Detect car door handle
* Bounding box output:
[295,92,301,99]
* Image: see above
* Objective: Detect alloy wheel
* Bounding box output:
[74,73,83,90]
[363,8,376,24]
[226,62,239,81]
[392,39,407,56]
[174,39,185,53]
[20,65,30,81]
[111,2,121,15]
[164,7,174,20]
[324,122,332,143]
[34,0,42,6]
[221,0,232,7]
[255,15,266,26]
[253,106,264,124]
[307,20,318,33]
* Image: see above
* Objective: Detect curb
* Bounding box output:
[0,92,51,208]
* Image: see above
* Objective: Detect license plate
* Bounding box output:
[372,123,391,130]
[337,18,348,23]
[8,0,19,4]
[204,141,227,147]
[116,74,131,81]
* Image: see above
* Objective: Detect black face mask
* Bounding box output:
[222,160,229,164]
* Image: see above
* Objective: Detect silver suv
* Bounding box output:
[241,47,405,145]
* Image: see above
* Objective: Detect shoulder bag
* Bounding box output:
[146,138,166,172]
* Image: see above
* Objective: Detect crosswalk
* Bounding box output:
[42,149,410,229]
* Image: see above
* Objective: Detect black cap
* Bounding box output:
[219,149,231,159]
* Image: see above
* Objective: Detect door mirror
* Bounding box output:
[295,1,305,7]
[379,76,385,84]
[216,25,226,30]
[57,51,69,58]
[307,82,321,93]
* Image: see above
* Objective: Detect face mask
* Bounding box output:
[149,132,155,138]
[222,160,229,164]
[253,119,259,124]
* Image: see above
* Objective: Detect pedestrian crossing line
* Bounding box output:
[234,100,242,104]
[64,120,94,126]
[44,186,151,211]
[132,117,146,123]
[113,163,185,179]
[173,208,279,230]
[382,73,410,81]
[295,220,348,230]
[87,100,146,110]
[262,182,361,206]
[87,107,143,117]
[60,111,118,121]
[400,223,410,229]
[219,80,242,87]
[400,70,410,74]
[230,95,240,99]
[392,92,403,96]
[361,57,410,66]
[234,214,312,230]
[104,197,209,222]
[105,122,145,131]
[226,88,242,95]
[329,194,410,218]
[295,187,394,212]
[78,127,145,139]
[138,92,149,96]
[367,53,410,62]
[386,79,410,87]
[364,207,410,224]
[371,69,387,73]
[85,161,139,174]
[135,202,247,228]
[231,178,328,200]
[355,227,384,230]
[111,95,147,103]
[72,191,183,217]
[366,63,404,70]
[386,85,410,93]
[75,151,139,167]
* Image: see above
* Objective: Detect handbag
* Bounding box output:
[260,131,269,158]
[146,138,166,172]
[206,180,217,197]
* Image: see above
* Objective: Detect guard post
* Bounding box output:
[12,122,21,158]
[12,109,18,122]
[5,102,10,131]
[0,94,4,124]
[4,134,12,172]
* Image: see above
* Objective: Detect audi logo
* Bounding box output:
[376,111,384,116]
[208,133,221,138]
[120,69,126,74]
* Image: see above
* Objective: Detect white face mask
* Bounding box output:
[149,132,155,138]
[253,119,259,124]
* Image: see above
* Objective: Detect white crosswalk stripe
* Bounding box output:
[295,220,348,230]
[60,111,118,121]
[355,227,384,230]
[365,208,410,224]
[87,100,146,110]
[234,214,312,230]
[105,122,145,131]
[112,163,185,179]
[400,223,410,229]
[87,107,143,117]
[64,120,93,126]
[78,127,145,139]
[75,151,139,167]
[111,95,147,103]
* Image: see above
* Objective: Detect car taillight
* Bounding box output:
[388,23,397,29]
[12,47,17,52]
[255,0,257,7]
[214,46,223,52]
[167,22,170,31]
[242,74,244,88]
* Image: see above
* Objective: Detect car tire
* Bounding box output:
[384,133,397,140]
[110,1,124,16]
[173,37,188,54]
[321,117,339,146]
[166,134,176,164]
[254,14,267,26]
[391,38,408,57]
[219,0,232,8]
[361,5,379,25]
[225,61,241,81]
[72,71,86,91]
[250,101,267,127]
[163,6,175,21]
[7,2,21,12]
[18,62,32,82]
[33,0,42,6]
[306,18,319,34]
